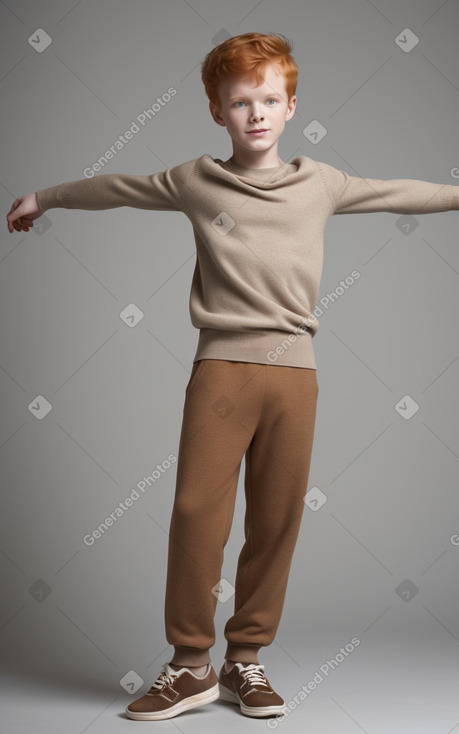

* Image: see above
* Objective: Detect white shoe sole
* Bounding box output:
[219,683,286,717]
[125,682,220,721]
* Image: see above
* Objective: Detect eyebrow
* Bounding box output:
[229,93,282,101]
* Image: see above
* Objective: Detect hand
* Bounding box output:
[6,193,43,233]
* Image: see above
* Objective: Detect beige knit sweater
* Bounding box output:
[36,154,459,369]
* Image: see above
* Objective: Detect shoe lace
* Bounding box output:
[241,664,269,688]
[149,663,177,692]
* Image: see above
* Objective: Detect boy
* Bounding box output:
[6,32,458,722]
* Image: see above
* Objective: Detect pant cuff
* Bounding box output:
[170,645,212,666]
[225,643,263,664]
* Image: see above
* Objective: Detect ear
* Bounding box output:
[285,95,297,121]
[209,100,227,127]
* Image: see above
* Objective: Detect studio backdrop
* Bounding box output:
[1,0,458,711]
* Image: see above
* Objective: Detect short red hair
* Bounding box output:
[201,32,298,109]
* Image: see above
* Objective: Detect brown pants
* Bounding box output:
[164,359,319,666]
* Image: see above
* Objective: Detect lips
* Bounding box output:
[247,129,268,134]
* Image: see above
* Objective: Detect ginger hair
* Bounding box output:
[201,32,298,109]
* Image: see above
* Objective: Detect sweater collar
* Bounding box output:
[216,156,298,181]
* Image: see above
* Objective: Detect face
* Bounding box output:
[209,63,297,160]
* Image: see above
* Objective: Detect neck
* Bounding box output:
[230,145,282,170]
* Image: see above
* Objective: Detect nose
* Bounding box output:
[250,106,264,122]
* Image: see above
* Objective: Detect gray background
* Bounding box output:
[1,1,459,732]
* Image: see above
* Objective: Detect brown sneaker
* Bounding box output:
[125,662,219,720]
[218,662,286,717]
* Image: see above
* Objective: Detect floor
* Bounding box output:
[1,632,458,733]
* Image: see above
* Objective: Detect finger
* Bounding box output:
[8,210,21,224]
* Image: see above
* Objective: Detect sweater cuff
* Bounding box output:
[36,185,62,214]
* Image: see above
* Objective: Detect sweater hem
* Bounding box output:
[193,328,317,369]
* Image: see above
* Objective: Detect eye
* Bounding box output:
[233,100,246,107]
[266,98,277,105]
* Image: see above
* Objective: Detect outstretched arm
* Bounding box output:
[6,159,196,233]
[317,160,459,215]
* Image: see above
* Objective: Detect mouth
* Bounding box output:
[246,129,269,134]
